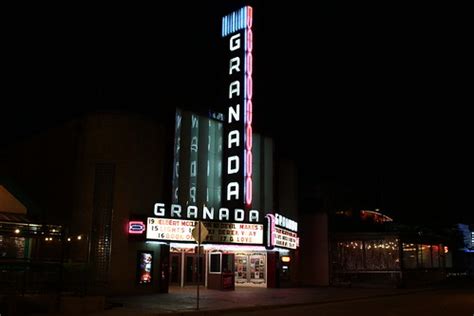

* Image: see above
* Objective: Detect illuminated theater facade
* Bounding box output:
[128,6,299,292]
[1,6,299,295]
[129,108,299,291]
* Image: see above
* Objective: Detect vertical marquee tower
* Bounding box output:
[221,6,254,217]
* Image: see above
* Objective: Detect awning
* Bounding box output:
[0,212,32,224]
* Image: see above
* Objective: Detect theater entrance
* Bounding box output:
[169,253,181,285]
[234,252,266,286]
[184,253,205,286]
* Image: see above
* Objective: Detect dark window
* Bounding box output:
[209,252,221,273]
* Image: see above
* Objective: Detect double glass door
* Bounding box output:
[170,253,181,285]
[235,252,266,285]
[184,254,204,285]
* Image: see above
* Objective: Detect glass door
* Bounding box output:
[235,253,248,284]
[249,253,265,284]
[170,253,181,285]
[234,252,266,285]
[184,254,205,285]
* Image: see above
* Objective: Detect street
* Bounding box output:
[226,287,474,316]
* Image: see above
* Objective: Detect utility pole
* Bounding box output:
[191,221,207,310]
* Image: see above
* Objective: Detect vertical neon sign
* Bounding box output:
[265,214,276,248]
[171,110,182,204]
[222,6,253,213]
[244,6,253,206]
[189,114,199,204]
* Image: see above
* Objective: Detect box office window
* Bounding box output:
[209,252,222,274]
[222,253,234,273]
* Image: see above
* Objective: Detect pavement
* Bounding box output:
[88,285,441,315]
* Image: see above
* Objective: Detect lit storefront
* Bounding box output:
[330,232,450,287]
[130,211,299,289]
[128,219,298,290]
[0,185,64,294]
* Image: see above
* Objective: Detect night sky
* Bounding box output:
[1,1,472,224]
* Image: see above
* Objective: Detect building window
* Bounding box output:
[402,243,417,269]
[431,245,440,268]
[333,241,364,271]
[172,110,223,209]
[419,244,432,268]
[0,236,26,258]
[91,163,115,283]
[365,238,399,270]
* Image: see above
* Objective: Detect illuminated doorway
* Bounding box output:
[235,252,266,286]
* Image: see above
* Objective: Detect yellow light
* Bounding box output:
[281,256,291,263]
[77,235,82,240]
[14,229,20,234]
[67,238,71,242]
[45,237,49,241]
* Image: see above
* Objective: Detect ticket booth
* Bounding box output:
[207,252,235,290]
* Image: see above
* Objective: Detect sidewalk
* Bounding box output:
[90,285,437,315]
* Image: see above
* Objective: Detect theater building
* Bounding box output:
[1,109,299,295]
[124,104,299,293]
[0,6,300,295]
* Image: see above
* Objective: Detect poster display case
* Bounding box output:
[137,251,153,284]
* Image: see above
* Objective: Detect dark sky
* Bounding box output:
[1,1,472,223]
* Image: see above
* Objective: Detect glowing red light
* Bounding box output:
[128,221,146,234]
[246,126,252,150]
[244,6,253,207]
[246,150,252,176]
[247,77,253,100]
[246,178,252,205]
[247,29,253,52]
[247,6,253,28]
[247,53,253,75]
